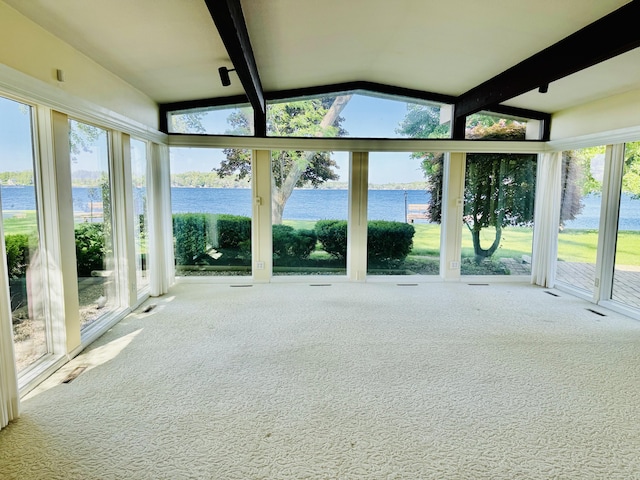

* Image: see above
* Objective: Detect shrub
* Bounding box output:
[367,220,415,266]
[315,220,348,259]
[272,225,317,262]
[172,213,251,265]
[75,223,106,276]
[173,213,209,265]
[5,234,30,279]
[315,219,415,266]
[214,214,251,249]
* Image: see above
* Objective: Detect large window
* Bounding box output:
[612,142,640,308]
[170,147,252,276]
[167,104,253,135]
[130,138,149,292]
[0,97,48,373]
[69,120,118,329]
[271,150,349,276]
[556,147,606,292]
[461,151,537,276]
[367,152,440,276]
[267,91,451,139]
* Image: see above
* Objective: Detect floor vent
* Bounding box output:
[544,291,560,297]
[142,304,156,313]
[61,366,87,384]
[230,284,253,288]
[397,283,418,287]
[468,283,489,286]
[587,308,606,317]
[310,284,332,287]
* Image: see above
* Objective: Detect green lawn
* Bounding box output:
[2,211,39,236]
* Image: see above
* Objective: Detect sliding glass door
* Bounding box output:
[0,96,49,373]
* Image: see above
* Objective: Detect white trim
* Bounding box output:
[0,64,166,144]
[169,134,549,154]
[548,125,640,151]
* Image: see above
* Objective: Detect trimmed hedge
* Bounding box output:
[272,225,317,263]
[172,213,251,265]
[367,220,415,265]
[315,219,415,265]
[315,220,348,259]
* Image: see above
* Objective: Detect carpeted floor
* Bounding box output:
[2,281,640,479]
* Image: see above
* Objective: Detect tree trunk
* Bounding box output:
[470,225,502,264]
[271,94,353,224]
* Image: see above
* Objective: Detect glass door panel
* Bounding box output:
[556,147,606,292]
[0,96,48,372]
[130,138,149,292]
[612,142,640,308]
[69,120,117,329]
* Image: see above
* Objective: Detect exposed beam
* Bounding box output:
[453,0,640,136]
[204,0,266,136]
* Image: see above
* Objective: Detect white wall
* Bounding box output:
[550,88,640,144]
[0,1,158,130]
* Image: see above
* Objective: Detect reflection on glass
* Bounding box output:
[367,152,440,275]
[69,120,117,329]
[170,148,252,276]
[130,138,148,291]
[556,147,605,291]
[0,96,48,372]
[461,149,537,276]
[612,142,640,308]
[271,150,349,276]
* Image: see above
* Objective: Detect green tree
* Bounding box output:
[399,113,539,263]
[215,95,352,223]
[623,141,640,197]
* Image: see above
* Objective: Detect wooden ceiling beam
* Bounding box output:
[453,0,640,138]
[204,0,266,136]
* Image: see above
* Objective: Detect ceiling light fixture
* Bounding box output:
[218,66,236,87]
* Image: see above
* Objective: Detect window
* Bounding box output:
[611,141,640,308]
[0,96,49,372]
[267,91,451,139]
[367,152,440,276]
[167,104,254,135]
[130,138,149,292]
[170,147,252,276]
[271,150,349,276]
[556,147,606,292]
[69,120,118,329]
[461,151,537,275]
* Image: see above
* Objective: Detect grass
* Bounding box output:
[2,211,39,235]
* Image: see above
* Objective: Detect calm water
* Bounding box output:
[2,186,640,230]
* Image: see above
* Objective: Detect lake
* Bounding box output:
[2,186,640,230]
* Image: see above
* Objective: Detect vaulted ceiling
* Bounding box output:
[5,0,640,122]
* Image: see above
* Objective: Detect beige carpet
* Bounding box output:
[2,281,640,479]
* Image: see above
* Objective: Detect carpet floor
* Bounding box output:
[2,281,640,479]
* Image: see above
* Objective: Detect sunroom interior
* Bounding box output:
[1,0,640,436]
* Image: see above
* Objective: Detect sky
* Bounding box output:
[0,92,427,184]
[169,93,428,184]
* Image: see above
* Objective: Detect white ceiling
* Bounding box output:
[5,0,640,114]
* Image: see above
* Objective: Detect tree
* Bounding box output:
[215,95,352,224]
[398,112,538,263]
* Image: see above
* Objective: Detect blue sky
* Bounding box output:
[170,93,427,184]
[0,93,427,184]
